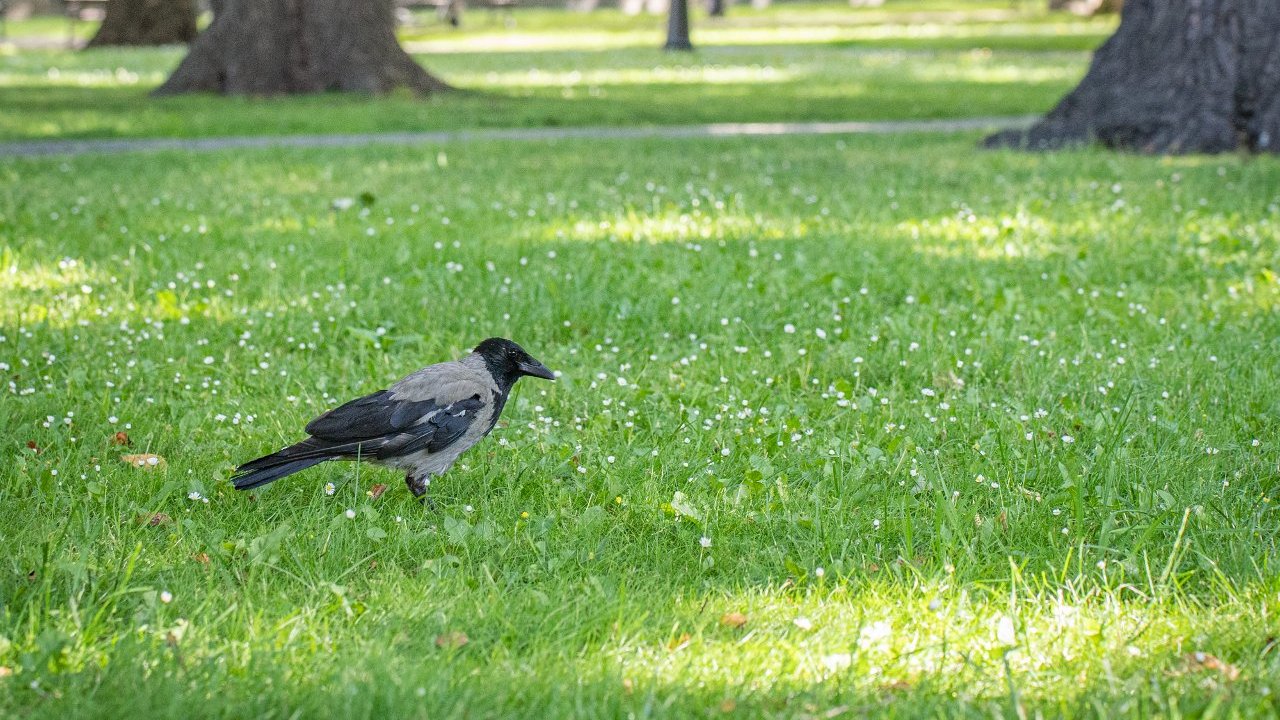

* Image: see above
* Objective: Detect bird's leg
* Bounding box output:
[405,473,436,510]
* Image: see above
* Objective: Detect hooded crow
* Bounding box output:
[231,338,556,501]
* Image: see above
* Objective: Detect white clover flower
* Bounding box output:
[344,508,356,519]
[160,591,173,604]
[699,536,712,548]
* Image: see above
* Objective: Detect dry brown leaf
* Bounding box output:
[667,632,692,651]
[193,552,210,565]
[369,483,389,500]
[881,679,912,692]
[135,513,172,527]
[1184,652,1240,680]
[112,431,131,446]
[997,510,1009,531]
[25,440,39,454]
[121,453,166,470]
[720,612,748,629]
[435,631,469,649]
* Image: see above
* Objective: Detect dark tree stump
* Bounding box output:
[985,0,1280,154]
[155,0,450,96]
[664,0,693,51]
[87,0,197,47]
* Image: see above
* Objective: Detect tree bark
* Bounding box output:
[707,0,725,18]
[155,0,450,96]
[664,0,692,51]
[986,0,1280,154]
[86,0,197,47]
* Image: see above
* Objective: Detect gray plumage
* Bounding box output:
[232,338,555,501]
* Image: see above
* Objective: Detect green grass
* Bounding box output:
[2,132,1279,717]
[0,2,1114,141]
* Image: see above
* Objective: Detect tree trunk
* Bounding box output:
[155,0,449,96]
[86,0,197,47]
[985,0,1280,154]
[708,0,725,18]
[3,0,60,20]
[664,0,692,51]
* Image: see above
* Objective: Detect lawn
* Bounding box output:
[0,2,1114,141]
[2,130,1279,717]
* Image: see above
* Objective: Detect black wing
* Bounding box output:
[381,394,487,457]
[305,390,441,442]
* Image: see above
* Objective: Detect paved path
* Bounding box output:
[0,116,1035,159]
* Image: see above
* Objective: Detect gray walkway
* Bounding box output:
[0,116,1035,159]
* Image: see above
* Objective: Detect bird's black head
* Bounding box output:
[473,337,557,388]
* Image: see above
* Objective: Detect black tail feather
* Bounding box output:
[232,437,350,490]
[232,456,330,490]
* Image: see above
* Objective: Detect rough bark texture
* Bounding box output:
[87,0,197,47]
[155,0,449,96]
[664,0,692,51]
[986,0,1280,154]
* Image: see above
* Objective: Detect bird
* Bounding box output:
[231,337,556,502]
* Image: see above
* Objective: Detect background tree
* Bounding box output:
[87,0,196,47]
[986,0,1280,154]
[664,0,692,51]
[156,0,448,96]
[707,0,725,18]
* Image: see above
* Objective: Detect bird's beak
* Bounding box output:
[518,359,557,381]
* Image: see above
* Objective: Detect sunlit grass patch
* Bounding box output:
[1,133,1278,717]
[0,2,1108,142]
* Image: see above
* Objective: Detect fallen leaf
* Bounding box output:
[435,631,468,649]
[881,680,912,692]
[369,483,388,500]
[1184,652,1240,680]
[666,632,691,651]
[112,432,131,446]
[192,552,210,565]
[121,453,166,470]
[997,510,1009,531]
[135,513,172,527]
[720,612,748,629]
[25,440,39,454]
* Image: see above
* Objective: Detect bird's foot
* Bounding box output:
[406,474,435,511]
